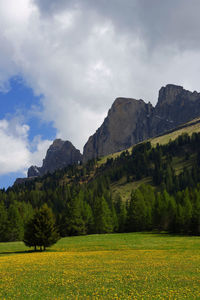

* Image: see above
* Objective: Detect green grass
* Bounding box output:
[111,176,152,201]
[1,233,200,299]
[151,117,200,146]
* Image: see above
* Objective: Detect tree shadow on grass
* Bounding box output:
[0,249,56,255]
[0,250,34,255]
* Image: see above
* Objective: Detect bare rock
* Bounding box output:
[27,139,82,177]
[83,84,200,162]
[83,97,153,162]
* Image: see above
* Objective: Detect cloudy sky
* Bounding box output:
[1,0,200,188]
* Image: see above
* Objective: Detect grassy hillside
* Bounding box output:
[2,116,200,240]
[1,233,200,299]
[151,117,200,146]
[100,117,200,200]
[99,117,200,165]
[12,116,200,196]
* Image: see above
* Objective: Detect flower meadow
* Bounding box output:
[0,233,200,299]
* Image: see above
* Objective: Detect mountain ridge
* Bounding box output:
[83,84,200,162]
[15,83,200,184]
[28,139,82,177]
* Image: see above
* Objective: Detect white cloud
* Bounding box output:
[0,118,51,175]
[30,135,52,167]
[0,0,200,155]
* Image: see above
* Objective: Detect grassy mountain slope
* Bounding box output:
[2,115,200,240]
[99,117,200,165]
[98,117,200,201]
[12,116,200,199]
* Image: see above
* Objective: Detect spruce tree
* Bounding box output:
[182,189,192,233]
[0,201,8,242]
[191,189,200,234]
[93,196,113,233]
[64,196,86,236]
[24,204,59,251]
[7,202,24,241]
[127,190,147,232]
[114,194,127,232]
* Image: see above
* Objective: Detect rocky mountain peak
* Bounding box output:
[28,139,82,178]
[157,84,184,106]
[112,97,138,107]
[111,97,146,111]
[50,138,65,148]
[83,97,153,162]
[83,84,200,162]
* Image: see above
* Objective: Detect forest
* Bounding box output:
[1,131,200,242]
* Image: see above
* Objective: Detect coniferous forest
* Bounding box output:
[1,132,200,242]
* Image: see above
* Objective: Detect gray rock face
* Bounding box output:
[27,166,41,177]
[150,84,200,136]
[28,139,82,177]
[83,84,200,162]
[83,97,153,162]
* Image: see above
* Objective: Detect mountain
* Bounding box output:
[28,139,82,177]
[83,97,153,162]
[10,120,200,237]
[83,84,200,162]
[150,84,200,136]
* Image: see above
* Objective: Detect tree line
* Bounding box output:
[1,132,200,245]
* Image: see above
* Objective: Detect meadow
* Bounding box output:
[0,233,200,299]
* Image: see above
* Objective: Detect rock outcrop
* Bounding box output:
[83,84,200,162]
[150,84,200,136]
[28,139,82,177]
[83,97,153,162]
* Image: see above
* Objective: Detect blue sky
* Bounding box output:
[0,77,55,189]
[1,0,200,189]
[0,77,55,140]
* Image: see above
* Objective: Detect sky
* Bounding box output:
[1,0,200,189]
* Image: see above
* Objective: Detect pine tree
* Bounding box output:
[24,204,60,251]
[175,203,184,233]
[93,196,113,233]
[167,195,177,232]
[64,196,86,236]
[0,201,8,242]
[191,189,200,234]
[182,189,192,233]
[7,202,24,241]
[127,190,147,232]
[114,194,127,232]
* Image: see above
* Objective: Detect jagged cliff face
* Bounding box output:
[83,84,200,162]
[83,97,153,162]
[151,84,200,136]
[28,139,82,177]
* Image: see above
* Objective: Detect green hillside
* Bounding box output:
[99,117,200,165]
[100,117,200,201]
[1,117,200,242]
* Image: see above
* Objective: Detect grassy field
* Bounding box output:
[0,233,200,299]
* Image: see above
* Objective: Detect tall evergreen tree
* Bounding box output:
[114,194,127,232]
[24,204,60,251]
[64,197,86,236]
[127,190,147,232]
[7,202,24,241]
[191,189,200,234]
[93,196,113,233]
[0,201,8,242]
